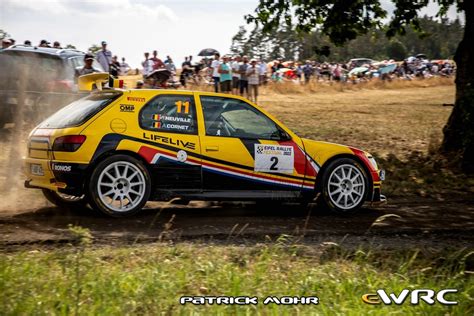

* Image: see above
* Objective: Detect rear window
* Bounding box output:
[38,91,121,128]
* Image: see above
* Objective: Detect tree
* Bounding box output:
[246,1,474,172]
[386,39,407,60]
[230,26,248,55]
[0,29,10,40]
[65,44,76,49]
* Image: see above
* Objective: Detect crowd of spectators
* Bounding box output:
[266,56,455,84]
[1,36,455,94]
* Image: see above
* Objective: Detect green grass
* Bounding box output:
[1,235,473,315]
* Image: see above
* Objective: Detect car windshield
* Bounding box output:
[38,91,122,128]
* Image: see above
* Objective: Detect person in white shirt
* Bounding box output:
[141,52,154,78]
[210,53,221,93]
[231,55,241,95]
[120,57,131,76]
[246,59,260,103]
[96,41,112,72]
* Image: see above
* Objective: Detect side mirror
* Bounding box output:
[279,130,291,141]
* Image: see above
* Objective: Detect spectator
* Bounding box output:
[333,63,342,81]
[246,59,259,103]
[180,56,193,87]
[165,57,176,74]
[24,40,31,46]
[303,60,313,84]
[210,53,221,93]
[258,59,267,85]
[53,41,61,49]
[135,80,144,89]
[151,50,165,70]
[231,55,241,95]
[1,39,12,50]
[39,39,50,47]
[239,56,250,97]
[76,53,101,77]
[120,57,130,75]
[141,52,154,77]
[218,55,232,93]
[96,41,112,73]
[110,55,121,77]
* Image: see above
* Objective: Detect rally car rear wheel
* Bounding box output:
[320,158,368,213]
[42,189,87,209]
[88,155,151,217]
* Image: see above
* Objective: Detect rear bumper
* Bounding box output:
[23,157,88,196]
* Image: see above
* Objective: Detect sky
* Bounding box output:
[0,0,463,68]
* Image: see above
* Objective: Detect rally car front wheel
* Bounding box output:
[319,158,369,214]
[88,155,151,217]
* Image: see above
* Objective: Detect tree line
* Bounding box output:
[231,16,463,62]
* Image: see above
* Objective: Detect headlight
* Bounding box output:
[365,153,378,170]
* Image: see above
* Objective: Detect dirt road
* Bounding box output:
[1,196,473,250]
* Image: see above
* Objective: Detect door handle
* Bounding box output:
[206,146,219,152]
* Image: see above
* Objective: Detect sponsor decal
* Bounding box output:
[152,114,191,123]
[52,163,72,172]
[180,296,319,305]
[362,289,458,305]
[120,104,135,112]
[255,144,294,173]
[177,150,188,162]
[143,132,196,150]
[127,96,145,102]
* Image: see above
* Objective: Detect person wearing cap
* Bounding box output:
[96,41,112,72]
[76,53,101,77]
[246,59,259,103]
[218,55,232,94]
[39,39,50,47]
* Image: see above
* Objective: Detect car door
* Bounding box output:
[197,94,310,197]
[134,92,202,192]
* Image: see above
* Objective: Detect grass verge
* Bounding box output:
[1,234,473,315]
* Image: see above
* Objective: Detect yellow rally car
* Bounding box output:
[24,73,385,217]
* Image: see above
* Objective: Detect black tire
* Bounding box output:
[319,158,369,214]
[88,155,151,217]
[42,189,88,209]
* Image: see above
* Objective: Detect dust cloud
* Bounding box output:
[0,53,81,214]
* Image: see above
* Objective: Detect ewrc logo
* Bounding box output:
[362,289,458,305]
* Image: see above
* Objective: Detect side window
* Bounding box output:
[200,96,281,140]
[140,94,197,134]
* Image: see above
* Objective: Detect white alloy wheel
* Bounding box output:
[327,164,365,210]
[96,161,147,213]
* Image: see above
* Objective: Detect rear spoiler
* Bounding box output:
[78,72,124,91]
